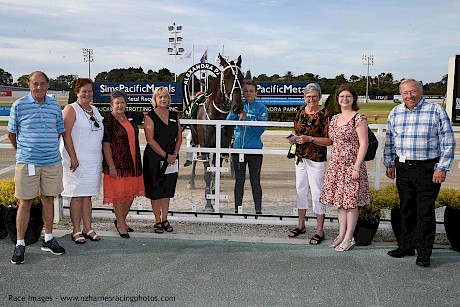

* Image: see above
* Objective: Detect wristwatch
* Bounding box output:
[311,137,315,143]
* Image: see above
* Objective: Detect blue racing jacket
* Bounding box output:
[226,100,268,149]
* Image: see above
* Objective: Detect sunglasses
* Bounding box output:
[87,115,101,131]
[89,115,100,128]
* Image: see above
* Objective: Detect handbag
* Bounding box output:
[353,113,378,161]
[287,144,296,159]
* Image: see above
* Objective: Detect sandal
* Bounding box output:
[309,233,326,245]
[335,238,356,252]
[288,227,306,238]
[71,232,86,244]
[162,220,174,232]
[330,236,344,248]
[83,230,101,241]
[154,222,164,234]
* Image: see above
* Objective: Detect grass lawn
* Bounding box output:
[358,102,399,124]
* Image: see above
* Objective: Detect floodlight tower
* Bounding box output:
[362,55,374,103]
[82,48,94,79]
[168,23,184,82]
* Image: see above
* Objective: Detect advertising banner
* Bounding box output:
[0,106,11,116]
[368,95,394,100]
[255,82,309,107]
[255,82,326,112]
[93,82,184,112]
[446,55,460,123]
[0,90,12,96]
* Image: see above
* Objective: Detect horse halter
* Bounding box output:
[215,64,243,114]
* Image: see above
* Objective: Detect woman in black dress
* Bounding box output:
[143,87,182,233]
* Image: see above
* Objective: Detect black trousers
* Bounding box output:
[232,154,263,213]
[395,157,441,257]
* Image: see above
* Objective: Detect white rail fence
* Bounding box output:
[181,119,390,212]
[1,116,459,222]
[182,119,459,213]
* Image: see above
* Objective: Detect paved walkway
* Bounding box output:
[1,228,459,307]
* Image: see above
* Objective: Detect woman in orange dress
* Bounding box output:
[102,90,145,238]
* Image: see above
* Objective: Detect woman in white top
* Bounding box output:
[61,78,104,244]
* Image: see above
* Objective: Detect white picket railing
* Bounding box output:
[1,116,459,220]
[181,119,395,212]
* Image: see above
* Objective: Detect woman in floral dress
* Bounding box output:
[320,83,370,251]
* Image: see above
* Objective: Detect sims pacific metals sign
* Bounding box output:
[93,82,184,112]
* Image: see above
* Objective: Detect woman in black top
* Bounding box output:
[143,87,182,234]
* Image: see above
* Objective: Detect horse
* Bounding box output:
[189,54,244,211]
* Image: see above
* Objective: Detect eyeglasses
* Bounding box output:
[305,95,318,100]
[338,95,353,100]
[88,115,102,131]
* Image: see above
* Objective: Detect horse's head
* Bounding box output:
[218,54,243,114]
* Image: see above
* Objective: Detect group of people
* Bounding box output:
[8,71,182,264]
[6,71,456,268]
[287,83,369,253]
[287,79,456,267]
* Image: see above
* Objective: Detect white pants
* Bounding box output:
[295,158,326,214]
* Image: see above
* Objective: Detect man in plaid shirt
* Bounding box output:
[384,78,456,267]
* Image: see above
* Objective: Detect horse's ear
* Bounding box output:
[218,53,229,67]
[236,55,242,67]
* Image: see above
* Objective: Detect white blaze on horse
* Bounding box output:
[189,54,244,211]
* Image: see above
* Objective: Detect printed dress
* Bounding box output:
[320,113,370,209]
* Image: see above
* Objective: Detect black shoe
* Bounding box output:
[184,160,192,167]
[416,256,431,267]
[114,220,129,238]
[11,245,25,264]
[127,227,134,232]
[387,248,415,258]
[41,238,65,255]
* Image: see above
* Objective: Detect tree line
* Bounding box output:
[0,67,448,96]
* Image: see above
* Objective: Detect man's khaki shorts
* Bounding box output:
[14,163,63,200]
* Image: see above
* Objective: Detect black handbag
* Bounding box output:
[353,113,378,161]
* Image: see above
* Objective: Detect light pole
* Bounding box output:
[168,23,184,82]
[82,48,94,79]
[362,55,374,103]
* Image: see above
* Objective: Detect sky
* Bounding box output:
[1,0,459,84]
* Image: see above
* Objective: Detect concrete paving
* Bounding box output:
[1,229,459,307]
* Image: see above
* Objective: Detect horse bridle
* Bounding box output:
[201,63,243,120]
[215,63,243,113]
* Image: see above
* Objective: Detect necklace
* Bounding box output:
[77,102,92,113]
[303,108,319,127]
